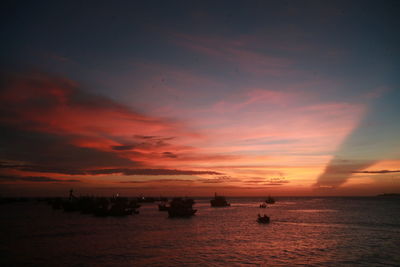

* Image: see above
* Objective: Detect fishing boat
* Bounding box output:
[210,193,230,207]
[167,197,197,217]
[257,214,270,224]
[265,196,275,204]
[94,197,140,217]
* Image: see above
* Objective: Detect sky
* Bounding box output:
[1,0,399,197]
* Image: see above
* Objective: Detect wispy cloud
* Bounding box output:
[197,175,241,184]
[0,175,80,183]
[244,177,290,186]
[353,170,400,174]
[120,179,194,184]
[2,163,221,176]
[315,159,376,188]
[172,33,293,76]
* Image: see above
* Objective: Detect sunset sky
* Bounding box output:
[1,0,399,196]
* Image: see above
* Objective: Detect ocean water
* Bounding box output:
[1,197,399,266]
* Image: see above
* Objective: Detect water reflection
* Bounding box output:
[0,197,399,266]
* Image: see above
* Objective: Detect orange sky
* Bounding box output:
[1,73,399,197]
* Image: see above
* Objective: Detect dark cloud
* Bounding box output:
[244,180,265,184]
[111,145,135,151]
[162,152,178,158]
[352,170,400,174]
[0,175,80,183]
[113,168,221,176]
[267,177,289,185]
[316,88,400,188]
[134,135,174,141]
[0,72,160,173]
[315,158,375,188]
[134,135,158,139]
[120,179,194,183]
[244,177,289,186]
[197,175,241,183]
[0,125,137,171]
[136,140,172,149]
[3,163,221,176]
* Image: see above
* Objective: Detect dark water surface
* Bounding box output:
[1,197,399,266]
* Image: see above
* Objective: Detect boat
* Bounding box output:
[158,202,169,211]
[257,214,270,224]
[94,197,140,217]
[210,193,230,207]
[259,203,267,208]
[167,197,197,217]
[265,196,275,204]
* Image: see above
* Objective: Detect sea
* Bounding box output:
[1,197,399,266]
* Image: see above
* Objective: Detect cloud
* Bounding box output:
[0,125,137,171]
[162,152,178,158]
[0,175,80,183]
[0,71,214,177]
[315,158,375,188]
[353,170,400,174]
[111,145,135,151]
[315,88,400,188]
[128,135,176,150]
[172,33,293,76]
[95,168,221,176]
[4,163,221,176]
[120,179,194,184]
[197,175,241,184]
[0,72,190,138]
[244,177,290,186]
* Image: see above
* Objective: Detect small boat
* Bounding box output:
[167,197,197,218]
[210,193,230,207]
[93,197,140,217]
[259,203,267,208]
[265,196,275,204]
[257,214,270,224]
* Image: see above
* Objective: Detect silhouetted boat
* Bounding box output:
[257,214,270,224]
[265,196,275,204]
[46,191,140,217]
[108,203,134,216]
[259,203,267,208]
[210,193,230,207]
[158,202,169,211]
[167,197,197,217]
[62,189,79,212]
[93,198,139,217]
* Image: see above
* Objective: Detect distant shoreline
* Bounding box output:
[2,195,400,200]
